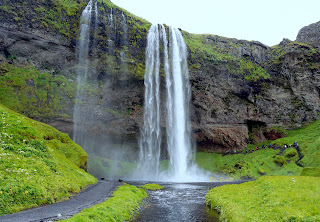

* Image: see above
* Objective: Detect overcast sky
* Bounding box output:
[111,0,320,46]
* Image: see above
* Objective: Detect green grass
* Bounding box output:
[63,183,147,222]
[0,63,75,121]
[140,184,164,190]
[300,167,320,177]
[206,176,320,222]
[0,103,97,215]
[272,120,320,167]
[196,149,302,180]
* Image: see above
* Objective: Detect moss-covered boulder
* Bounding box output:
[273,156,287,167]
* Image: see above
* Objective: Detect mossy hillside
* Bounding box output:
[140,184,164,191]
[63,183,147,222]
[0,0,88,39]
[196,149,302,180]
[183,33,270,82]
[0,103,97,215]
[206,176,320,222]
[271,119,320,167]
[265,41,320,77]
[300,167,320,177]
[0,63,75,121]
[196,118,320,179]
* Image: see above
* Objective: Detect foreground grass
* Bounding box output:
[0,104,97,215]
[63,184,147,222]
[206,176,320,222]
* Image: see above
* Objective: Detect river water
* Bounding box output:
[130,181,242,222]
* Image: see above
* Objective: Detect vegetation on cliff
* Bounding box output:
[183,33,270,82]
[0,103,96,215]
[206,176,320,222]
[0,0,87,39]
[63,183,147,222]
[0,63,75,121]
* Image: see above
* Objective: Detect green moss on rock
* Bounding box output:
[273,156,287,167]
[0,63,74,121]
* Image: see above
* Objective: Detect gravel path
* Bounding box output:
[0,180,121,222]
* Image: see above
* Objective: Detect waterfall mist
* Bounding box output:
[73,0,98,144]
[73,1,138,180]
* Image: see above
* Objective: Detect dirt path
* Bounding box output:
[0,180,121,222]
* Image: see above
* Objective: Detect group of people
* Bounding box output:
[223,142,300,156]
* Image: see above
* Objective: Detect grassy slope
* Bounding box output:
[63,183,147,222]
[274,120,320,167]
[0,103,97,215]
[196,119,320,179]
[206,176,320,222]
[196,149,302,180]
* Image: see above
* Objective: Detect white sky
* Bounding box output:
[112,0,320,46]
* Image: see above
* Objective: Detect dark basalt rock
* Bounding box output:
[296,21,320,48]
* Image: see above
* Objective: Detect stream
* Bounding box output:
[130,181,242,222]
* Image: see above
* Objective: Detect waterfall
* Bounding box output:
[73,0,98,143]
[166,27,192,180]
[137,24,162,179]
[108,8,113,28]
[136,24,207,182]
[119,12,128,79]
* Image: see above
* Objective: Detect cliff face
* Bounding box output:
[1,0,320,152]
[296,21,320,48]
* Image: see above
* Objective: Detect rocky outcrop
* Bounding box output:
[0,27,76,75]
[296,21,320,48]
[0,0,320,152]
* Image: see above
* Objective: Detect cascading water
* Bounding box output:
[137,24,162,179]
[107,8,114,54]
[166,27,193,180]
[136,24,210,182]
[119,12,129,79]
[73,0,98,143]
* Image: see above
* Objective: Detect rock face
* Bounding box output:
[296,21,320,48]
[0,0,320,152]
[0,27,76,75]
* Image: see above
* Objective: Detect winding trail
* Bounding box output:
[0,180,121,222]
